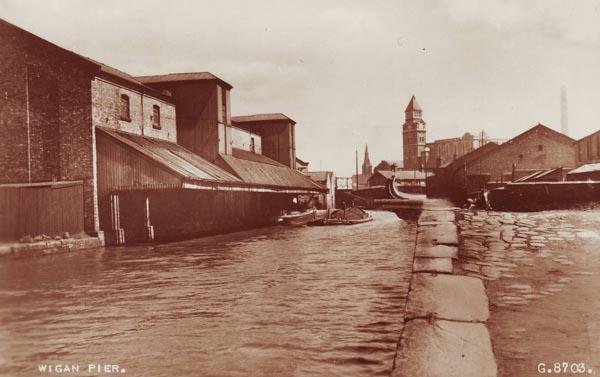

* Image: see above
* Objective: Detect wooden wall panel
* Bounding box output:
[0,183,84,241]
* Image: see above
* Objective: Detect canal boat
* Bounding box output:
[320,207,373,225]
[279,209,328,226]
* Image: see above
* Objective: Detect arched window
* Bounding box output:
[120,94,130,121]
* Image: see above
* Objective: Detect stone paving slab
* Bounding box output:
[413,257,453,273]
[406,273,489,322]
[415,244,458,259]
[391,319,497,377]
[418,210,456,224]
[417,224,458,246]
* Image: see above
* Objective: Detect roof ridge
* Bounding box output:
[134,71,215,78]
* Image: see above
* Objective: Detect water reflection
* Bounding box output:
[0,211,415,377]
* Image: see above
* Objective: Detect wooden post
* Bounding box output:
[105,194,125,245]
[144,195,154,242]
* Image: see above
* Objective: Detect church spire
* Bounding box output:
[362,144,372,176]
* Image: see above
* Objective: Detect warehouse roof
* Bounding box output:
[136,72,233,89]
[217,149,324,192]
[232,113,296,125]
[97,127,241,183]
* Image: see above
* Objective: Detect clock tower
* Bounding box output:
[402,96,427,170]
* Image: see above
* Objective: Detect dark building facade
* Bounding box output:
[0,18,324,244]
[232,113,297,169]
[0,19,101,235]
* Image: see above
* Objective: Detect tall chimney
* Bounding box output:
[561,85,568,136]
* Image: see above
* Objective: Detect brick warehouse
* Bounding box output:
[0,18,325,244]
[427,123,576,202]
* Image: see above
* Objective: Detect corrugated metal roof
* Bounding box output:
[232,113,296,125]
[217,152,324,191]
[306,171,331,183]
[568,162,600,174]
[515,170,546,182]
[136,72,233,89]
[231,148,283,167]
[97,127,241,183]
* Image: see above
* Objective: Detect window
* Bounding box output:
[221,88,227,122]
[120,94,130,121]
[250,137,256,153]
[152,105,161,129]
[538,144,544,151]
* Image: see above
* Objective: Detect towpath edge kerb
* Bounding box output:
[391,207,498,377]
[0,235,104,259]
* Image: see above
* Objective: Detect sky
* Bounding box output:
[2,0,600,176]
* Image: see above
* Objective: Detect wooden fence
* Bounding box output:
[0,181,84,241]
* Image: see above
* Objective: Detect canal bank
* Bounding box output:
[391,204,498,377]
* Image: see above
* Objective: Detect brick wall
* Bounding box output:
[91,78,177,142]
[0,21,100,233]
[463,129,575,183]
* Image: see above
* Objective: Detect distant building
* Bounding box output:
[232,113,297,169]
[306,171,336,209]
[374,160,403,172]
[574,129,600,166]
[368,170,426,189]
[368,170,394,187]
[427,124,576,201]
[425,131,506,170]
[351,173,370,190]
[296,157,309,173]
[568,129,600,181]
[402,96,427,170]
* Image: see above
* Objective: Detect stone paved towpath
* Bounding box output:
[392,206,497,377]
[456,209,600,377]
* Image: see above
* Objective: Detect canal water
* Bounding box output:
[0,211,416,377]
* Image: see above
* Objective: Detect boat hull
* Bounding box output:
[280,210,328,226]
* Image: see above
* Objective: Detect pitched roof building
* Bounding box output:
[428,124,576,201]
